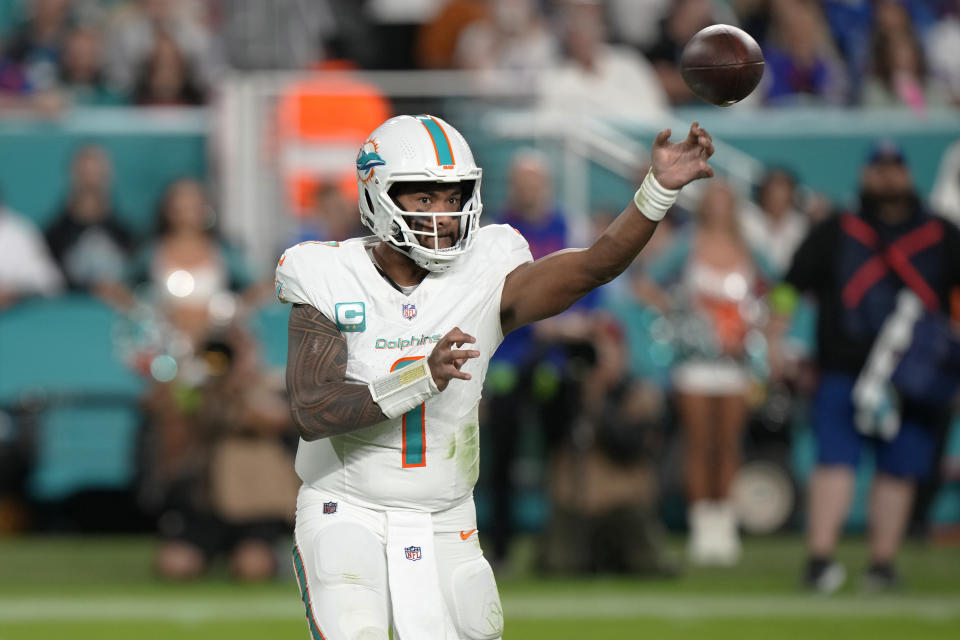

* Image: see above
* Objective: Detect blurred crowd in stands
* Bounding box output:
[0,0,959,586]
[0,0,956,113]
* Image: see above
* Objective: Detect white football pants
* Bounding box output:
[292,488,503,640]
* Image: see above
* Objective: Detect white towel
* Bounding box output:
[853,289,922,440]
[386,510,446,639]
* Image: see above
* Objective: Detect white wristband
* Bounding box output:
[369,360,441,419]
[633,169,680,222]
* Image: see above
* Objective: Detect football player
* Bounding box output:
[276,114,713,639]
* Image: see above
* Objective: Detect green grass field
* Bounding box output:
[0,535,957,639]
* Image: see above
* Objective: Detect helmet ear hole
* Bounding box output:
[460,180,476,204]
[364,188,375,215]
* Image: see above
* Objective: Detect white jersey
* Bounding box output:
[276,224,532,512]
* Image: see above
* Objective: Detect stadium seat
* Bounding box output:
[0,294,144,500]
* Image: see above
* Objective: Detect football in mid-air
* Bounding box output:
[680,24,765,107]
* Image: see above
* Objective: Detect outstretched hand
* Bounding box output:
[428,327,480,391]
[650,122,715,190]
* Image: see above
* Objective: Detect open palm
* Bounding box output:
[650,121,715,190]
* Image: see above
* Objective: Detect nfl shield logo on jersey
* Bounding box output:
[404,546,422,561]
[402,303,417,321]
[323,501,337,514]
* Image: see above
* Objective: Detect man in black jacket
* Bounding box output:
[45,144,132,293]
[771,140,960,592]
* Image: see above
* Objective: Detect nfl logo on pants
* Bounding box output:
[323,502,337,514]
[404,546,422,561]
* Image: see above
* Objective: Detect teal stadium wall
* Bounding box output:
[0,109,207,234]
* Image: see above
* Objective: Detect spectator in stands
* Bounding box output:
[104,0,222,96]
[416,0,489,69]
[741,168,809,276]
[210,0,336,72]
[131,33,206,106]
[538,0,669,121]
[366,0,444,70]
[494,148,569,266]
[769,140,960,592]
[820,0,937,97]
[0,189,63,309]
[634,179,776,566]
[128,178,260,348]
[760,0,849,106]
[537,316,676,576]
[452,0,559,87]
[606,0,673,52]
[140,323,299,581]
[483,149,573,571]
[931,137,960,225]
[44,144,133,302]
[57,25,125,106]
[731,0,773,46]
[210,0,338,71]
[861,27,951,114]
[644,0,730,106]
[870,0,935,43]
[0,0,73,114]
[0,0,70,89]
[292,183,365,245]
[928,0,960,106]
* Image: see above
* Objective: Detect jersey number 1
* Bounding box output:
[391,357,427,468]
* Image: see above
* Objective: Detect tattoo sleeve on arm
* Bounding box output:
[286,304,387,441]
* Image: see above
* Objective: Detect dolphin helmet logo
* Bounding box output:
[357,139,385,183]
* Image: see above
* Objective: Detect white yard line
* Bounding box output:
[0,594,958,623]
[505,594,960,620]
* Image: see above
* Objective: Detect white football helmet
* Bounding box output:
[356,115,482,272]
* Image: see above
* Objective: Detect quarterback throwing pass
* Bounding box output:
[276,114,714,639]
